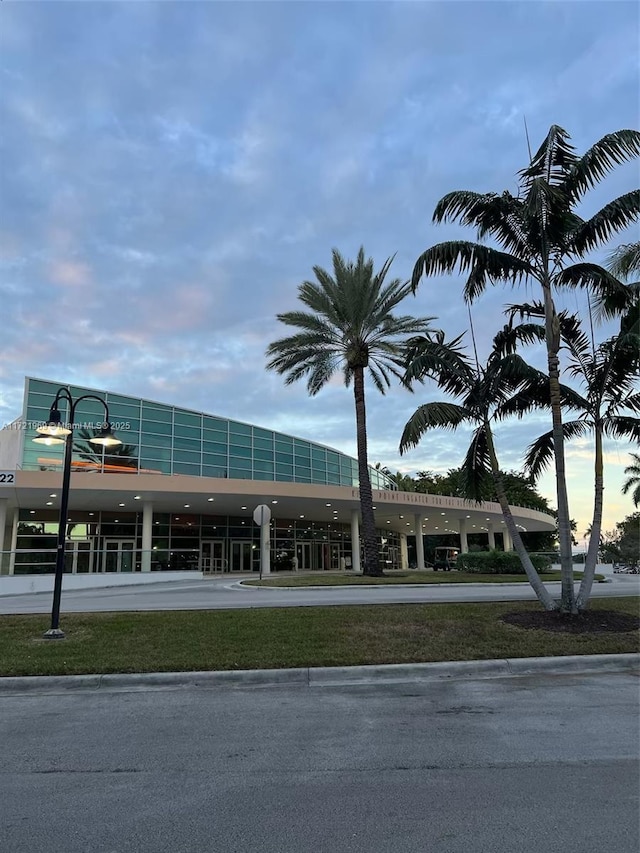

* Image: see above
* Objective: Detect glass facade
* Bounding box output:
[13,507,400,575]
[20,378,396,491]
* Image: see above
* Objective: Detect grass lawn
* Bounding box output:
[1,597,637,678]
[243,570,604,587]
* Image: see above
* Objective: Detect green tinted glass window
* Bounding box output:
[229,445,251,459]
[229,456,251,470]
[172,461,201,475]
[203,465,227,478]
[275,451,293,464]
[229,422,251,437]
[253,448,274,462]
[253,428,273,441]
[174,424,201,441]
[253,460,274,474]
[254,437,273,451]
[275,463,293,477]
[174,411,201,428]
[173,449,201,464]
[142,405,172,423]
[203,452,226,466]
[203,417,228,431]
[229,432,251,447]
[203,440,227,454]
[141,420,172,436]
[295,466,312,480]
[141,433,172,449]
[173,435,201,452]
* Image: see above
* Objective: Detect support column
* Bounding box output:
[141,501,153,572]
[0,498,7,574]
[487,521,495,550]
[414,514,425,570]
[260,522,271,576]
[350,509,360,573]
[9,507,18,575]
[458,518,468,554]
[400,533,408,571]
[502,525,513,552]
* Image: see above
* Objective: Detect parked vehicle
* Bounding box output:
[433,547,459,571]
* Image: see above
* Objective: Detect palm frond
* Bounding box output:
[564,129,640,202]
[520,125,578,188]
[524,420,590,479]
[459,425,493,502]
[399,402,471,452]
[411,241,533,298]
[608,241,640,280]
[571,190,640,255]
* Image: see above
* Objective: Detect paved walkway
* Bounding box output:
[1,571,638,614]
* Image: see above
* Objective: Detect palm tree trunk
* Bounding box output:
[542,283,577,614]
[485,420,558,611]
[576,424,604,610]
[353,366,381,576]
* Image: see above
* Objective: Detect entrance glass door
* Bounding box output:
[63,541,94,574]
[296,542,312,571]
[201,540,226,573]
[103,540,135,573]
[230,541,254,572]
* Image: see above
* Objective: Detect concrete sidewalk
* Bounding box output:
[1,652,638,694]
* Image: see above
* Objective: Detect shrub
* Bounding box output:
[456,550,551,574]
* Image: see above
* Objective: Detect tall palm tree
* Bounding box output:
[400,320,559,610]
[266,247,435,576]
[412,125,640,612]
[519,303,640,609]
[622,453,640,508]
[622,453,640,506]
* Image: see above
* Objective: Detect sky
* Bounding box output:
[0,0,638,546]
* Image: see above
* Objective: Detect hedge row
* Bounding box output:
[456,550,552,574]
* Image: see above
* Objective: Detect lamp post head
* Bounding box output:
[33,406,70,444]
[89,423,122,448]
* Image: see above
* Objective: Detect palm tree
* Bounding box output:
[608,241,640,280]
[622,453,640,507]
[519,302,640,609]
[266,247,435,576]
[400,319,559,610]
[412,125,640,612]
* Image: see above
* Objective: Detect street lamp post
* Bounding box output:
[33,388,121,639]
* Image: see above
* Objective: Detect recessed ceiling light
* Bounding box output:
[466,515,471,518]
[406,522,410,525]
[241,506,247,510]
[46,501,52,506]
[372,506,376,510]
[271,500,278,504]
[399,515,404,519]
[114,519,119,522]
[326,503,331,507]
[29,510,35,514]
[184,504,190,508]
[441,512,446,515]
[89,512,94,516]
[119,503,125,507]
[134,496,141,500]
[49,494,56,498]
[207,497,214,502]
[386,520,390,524]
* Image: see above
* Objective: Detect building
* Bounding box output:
[0,377,556,580]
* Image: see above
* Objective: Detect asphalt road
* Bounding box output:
[1,670,638,853]
[1,573,639,614]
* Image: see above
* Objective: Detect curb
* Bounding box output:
[1,653,637,695]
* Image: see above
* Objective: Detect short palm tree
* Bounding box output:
[622,453,640,508]
[412,125,640,612]
[400,319,559,610]
[518,301,640,608]
[266,247,435,576]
